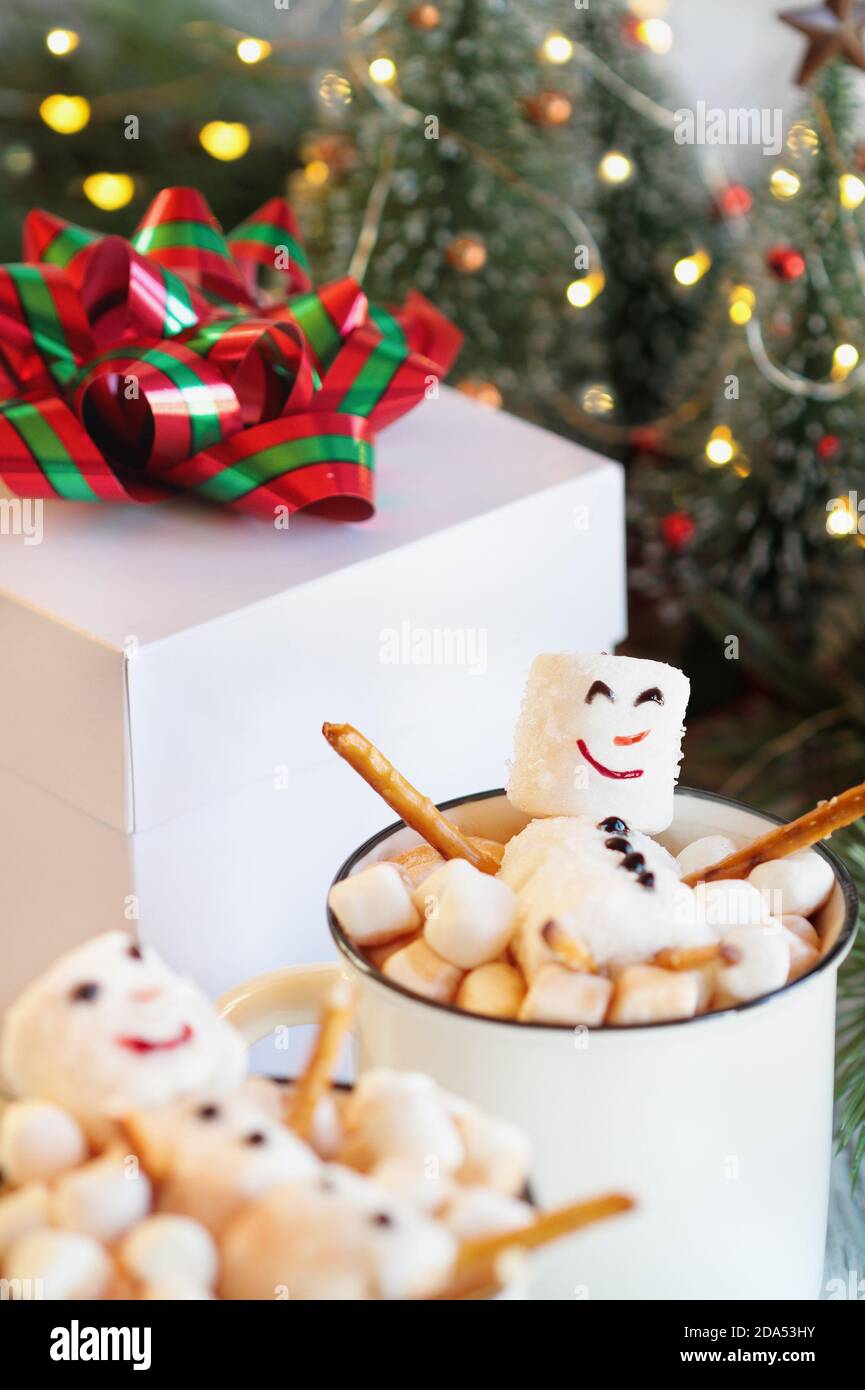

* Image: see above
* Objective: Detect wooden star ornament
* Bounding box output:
[779,0,865,84]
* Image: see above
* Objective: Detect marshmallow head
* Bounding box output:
[1,933,247,1131]
[508,653,690,832]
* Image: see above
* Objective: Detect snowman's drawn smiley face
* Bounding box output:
[576,680,666,779]
[66,938,196,1055]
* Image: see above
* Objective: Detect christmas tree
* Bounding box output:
[0,0,316,256]
[633,61,865,650]
[305,0,724,432]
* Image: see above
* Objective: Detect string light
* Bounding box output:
[673,249,711,286]
[705,425,735,466]
[304,159,330,186]
[831,342,859,379]
[46,29,79,56]
[541,33,574,64]
[83,172,135,211]
[826,499,856,536]
[566,270,605,307]
[786,120,818,156]
[839,173,865,209]
[319,72,353,107]
[635,18,673,53]
[236,38,271,64]
[770,168,801,200]
[39,94,91,135]
[198,121,250,161]
[368,56,397,84]
[581,383,615,416]
[729,285,755,325]
[598,150,633,184]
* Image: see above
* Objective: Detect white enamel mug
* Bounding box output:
[219,788,858,1301]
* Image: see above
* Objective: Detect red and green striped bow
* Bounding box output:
[0,188,462,521]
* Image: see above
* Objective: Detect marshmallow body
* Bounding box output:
[499,816,711,969]
[452,1107,532,1196]
[220,1167,456,1300]
[508,653,690,832]
[0,932,247,1135]
[0,1101,88,1186]
[328,863,421,947]
[693,879,774,933]
[415,859,517,969]
[748,850,834,918]
[128,1086,319,1235]
[0,1183,50,1261]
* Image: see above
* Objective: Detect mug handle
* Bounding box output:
[217,962,347,1047]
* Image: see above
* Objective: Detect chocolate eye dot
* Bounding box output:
[244,1131,267,1146]
[604,836,632,854]
[621,852,646,873]
[598,817,629,835]
[69,981,100,1003]
[127,944,143,960]
[638,872,655,889]
[371,1211,394,1228]
[196,1104,220,1121]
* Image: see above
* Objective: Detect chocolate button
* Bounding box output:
[598,816,629,835]
[621,852,646,873]
[604,836,632,853]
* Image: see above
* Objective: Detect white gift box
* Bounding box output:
[0,387,625,1016]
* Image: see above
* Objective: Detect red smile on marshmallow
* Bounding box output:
[577,738,645,780]
[116,1023,194,1053]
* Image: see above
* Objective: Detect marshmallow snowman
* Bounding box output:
[1,933,247,1139]
[508,653,690,833]
[220,1165,457,1300]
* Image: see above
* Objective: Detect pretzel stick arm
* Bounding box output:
[455,1192,634,1278]
[289,979,355,1140]
[322,722,501,874]
[682,779,865,887]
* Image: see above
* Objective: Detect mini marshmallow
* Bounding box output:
[0,932,247,1139]
[0,1100,88,1186]
[366,931,422,972]
[0,1183,50,1262]
[442,1187,534,1241]
[414,859,517,969]
[341,1070,465,1175]
[328,863,421,947]
[607,965,700,1025]
[50,1148,152,1243]
[382,938,463,1003]
[3,1228,112,1300]
[452,1107,532,1197]
[692,878,774,933]
[119,1214,218,1290]
[518,965,613,1027]
[220,1167,456,1301]
[675,835,737,879]
[748,850,834,918]
[369,1156,454,1214]
[715,926,791,1004]
[457,962,526,1019]
[508,653,690,832]
[140,1281,214,1300]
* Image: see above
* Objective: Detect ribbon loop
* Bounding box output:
[0,187,462,520]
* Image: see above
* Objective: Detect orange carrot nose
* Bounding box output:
[614,730,649,746]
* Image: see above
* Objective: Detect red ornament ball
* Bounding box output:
[718,183,752,217]
[766,245,806,281]
[630,425,664,454]
[661,511,695,552]
[817,434,841,460]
